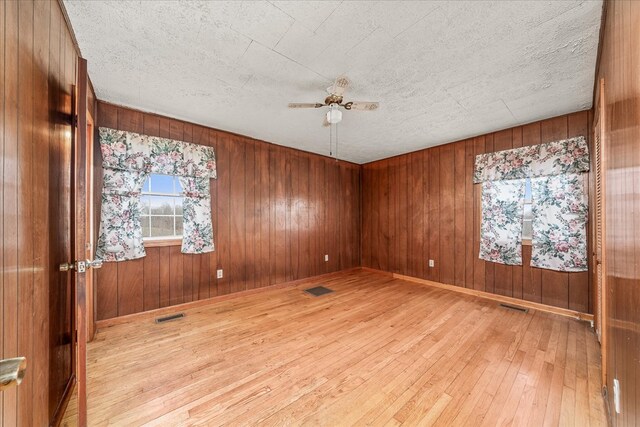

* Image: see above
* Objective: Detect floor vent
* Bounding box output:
[155,313,185,324]
[499,303,528,313]
[304,286,334,297]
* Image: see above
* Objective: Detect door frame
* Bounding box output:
[592,77,607,389]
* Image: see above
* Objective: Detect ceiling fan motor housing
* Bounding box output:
[324,94,343,106]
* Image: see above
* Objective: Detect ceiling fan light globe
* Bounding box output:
[327,109,343,124]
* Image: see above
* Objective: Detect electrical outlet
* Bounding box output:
[428,259,435,268]
[217,269,223,279]
[614,378,621,414]
[324,254,329,262]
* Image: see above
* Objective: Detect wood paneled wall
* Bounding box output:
[362,111,593,313]
[595,1,640,425]
[1,1,81,425]
[94,102,361,320]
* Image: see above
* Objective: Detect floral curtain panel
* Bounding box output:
[531,174,588,272]
[95,168,148,261]
[479,180,525,265]
[474,136,589,272]
[179,176,215,254]
[96,127,217,262]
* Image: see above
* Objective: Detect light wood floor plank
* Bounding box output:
[84,270,606,426]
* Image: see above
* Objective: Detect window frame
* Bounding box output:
[522,178,533,246]
[140,174,184,247]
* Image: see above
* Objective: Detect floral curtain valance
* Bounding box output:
[473,136,589,183]
[99,127,217,178]
[96,127,217,262]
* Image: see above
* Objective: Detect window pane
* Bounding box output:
[174,177,183,194]
[175,216,183,235]
[150,216,175,237]
[142,176,151,192]
[175,200,183,216]
[522,220,532,240]
[140,195,150,214]
[140,216,150,237]
[150,174,174,194]
[524,178,532,201]
[149,196,175,215]
[523,203,532,220]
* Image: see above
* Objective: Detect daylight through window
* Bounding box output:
[522,178,533,242]
[140,174,183,240]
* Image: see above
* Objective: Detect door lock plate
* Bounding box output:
[76,261,86,273]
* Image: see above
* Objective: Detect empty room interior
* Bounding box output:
[1,0,639,426]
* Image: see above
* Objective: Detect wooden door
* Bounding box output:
[49,63,78,427]
[73,57,90,427]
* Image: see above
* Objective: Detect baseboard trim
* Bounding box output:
[95,267,362,329]
[363,267,594,322]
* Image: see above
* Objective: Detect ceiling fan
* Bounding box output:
[288,76,379,126]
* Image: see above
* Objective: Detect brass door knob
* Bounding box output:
[59,262,74,272]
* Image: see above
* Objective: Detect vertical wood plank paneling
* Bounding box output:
[439,144,455,285]
[454,141,466,287]
[484,134,495,294]
[32,1,52,423]
[285,151,293,279]
[410,152,424,278]
[289,152,299,279]
[370,163,381,270]
[216,134,231,294]
[398,156,408,274]
[244,139,256,290]
[540,116,570,308]
[3,2,20,424]
[118,259,144,316]
[492,129,513,296]
[16,2,34,422]
[272,146,286,283]
[169,245,184,305]
[143,247,160,310]
[361,113,592,313]
[0,8,6,423]
[595,2,640,422]
[207,130,218,297]
[428,148,440,282]
[464,139,475,289]
[473,136,486,291]
[389,157,398,272]
[258,142,270,288]
[299,155,311,276]
[421,150,430,280]
[158,246,171,307]
[378,160,390,272]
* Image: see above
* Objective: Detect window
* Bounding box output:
[140,174,183,240]
[522,178,533,243]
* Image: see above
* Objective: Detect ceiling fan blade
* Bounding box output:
[288,102,324,109]
[327,75,350,96]
[345,101,379,111]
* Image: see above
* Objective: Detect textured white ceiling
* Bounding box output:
[64,1,602,164]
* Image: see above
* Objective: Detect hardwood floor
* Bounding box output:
[86,270,606,426]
